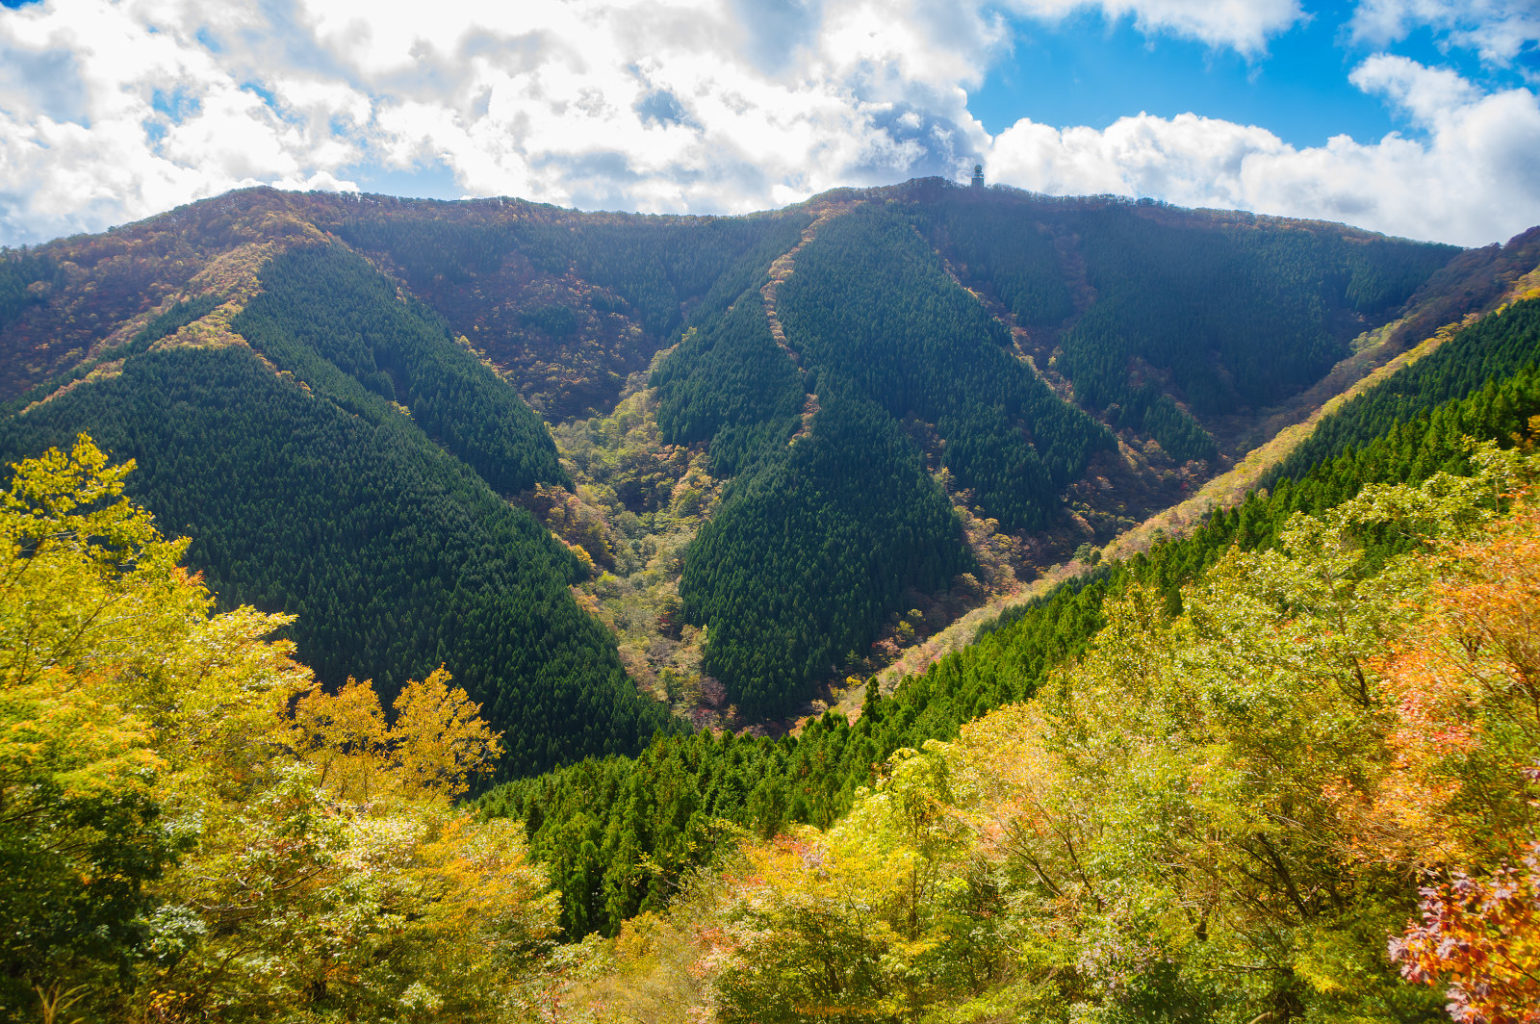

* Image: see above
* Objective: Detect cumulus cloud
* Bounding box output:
[0,0,356,244]
[0,0,1533,249]
[0,0,1008,242]
[987,56,1540,245]
[1350,0,1540,68]
[1348,53,1482,122]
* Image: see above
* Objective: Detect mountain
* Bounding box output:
[7,180,1540,1024]
[0,179,1488,762]
[0,199,680,778]
[485,243,1540,941]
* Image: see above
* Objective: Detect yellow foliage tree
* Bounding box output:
[0,436,555,1024]
[287,666,503,804]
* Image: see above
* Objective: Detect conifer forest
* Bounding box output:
[3,179,1540,1023]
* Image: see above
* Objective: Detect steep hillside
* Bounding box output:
[0,180,1477,750]
[679,391,974,718]
[0,190,322,400]
[487,282,1540,942]
[0,209,685,777]
[918,188,1461,456]
[651,198,1114,714]
[7,176,1539,1024]
[636,186,1462,718]
[309,194,814,421]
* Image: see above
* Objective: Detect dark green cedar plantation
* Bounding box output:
[680,390,973,718]
[0,181,1470,788]
[1267,295,1540,485]
[775,203,1111,530]
[652,201,1113,717]
[0,179,1511,950]
[0,244,672,777]
[652,296,806,470]
[234,244,568,495]
[0,251,56,334]
[484,293,1540,940]
[920,192,1460,462]
[334,203,811,340]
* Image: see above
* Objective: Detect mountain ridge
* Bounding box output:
[8,178,1540,1021]
[1,178,1516,744]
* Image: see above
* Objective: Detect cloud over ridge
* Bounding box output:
[0,0,1535,247]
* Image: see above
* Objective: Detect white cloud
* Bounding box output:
[1351,0,1540,68]
[1002,0,1303,55]
[1348,53,1482,123]
[0,0,359,244]
[987,56,1540,245]
[0,0,1012,241]
[0,0,1533,249]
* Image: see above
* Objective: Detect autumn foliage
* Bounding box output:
[0,437,554,1023]
[1393,847,1540,1024]
[6,438,1540,1023]
[621,446,1540,1024]
[1372,495,1540,1021]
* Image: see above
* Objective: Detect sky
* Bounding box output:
[1,0,1537,249]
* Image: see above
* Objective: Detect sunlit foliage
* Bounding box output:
[0,437,556,1023]
[679,447,1540,1024]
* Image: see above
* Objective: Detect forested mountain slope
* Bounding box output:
[7,177,1540,1022]
[918,188,1460,457]
[313,195,814,421]
[0,179,1483,770]
[651,199,1113,714]
[0,189,321,398]
[486,275,1540,944]
[684,447,1540,1024]
[0,239,675,776]
[640,188,1461,717]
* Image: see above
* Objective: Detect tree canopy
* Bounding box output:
[0,436,558,1023]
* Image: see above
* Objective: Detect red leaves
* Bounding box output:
[1392,835,1540,1024]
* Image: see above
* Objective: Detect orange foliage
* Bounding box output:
[1363,498,1540,864]
[1393,839,1540,1024]
[1376,493,1540,1021]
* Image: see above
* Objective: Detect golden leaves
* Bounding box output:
[0,437,554,1022]
[288,667,502,804]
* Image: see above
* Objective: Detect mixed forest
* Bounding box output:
[2,178,1539,1023]
[0,241,673,777]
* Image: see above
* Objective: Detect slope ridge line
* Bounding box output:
[854,298,1509,701]
[926,230,1079,406]
[760,199,861,439]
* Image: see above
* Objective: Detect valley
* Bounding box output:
[0,182,1488,733]
[5,179,1540,1023]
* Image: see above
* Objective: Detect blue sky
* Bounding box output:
[974,7,1376,144]
[1,0,1537,248]
[972,3,1536,147]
